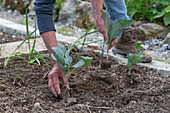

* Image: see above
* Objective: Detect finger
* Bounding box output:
[109,39,119,49]
[52,72,61,95]
[103,32,108,44]
[48,74,57,97]
[59,72,70,90]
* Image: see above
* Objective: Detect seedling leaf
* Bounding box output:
[81,56,93,67]
[117,19,133,29]
[72,56,92,68]
[135,42,141,50]
[101,9,111,29]
[52,46,66,59]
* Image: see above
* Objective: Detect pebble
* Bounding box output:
[168,45,170,50]
[67,98,77,104]
[151,39,159,46]
[34,102,40,107]
[129,100,137,104]
[162,44,168,50]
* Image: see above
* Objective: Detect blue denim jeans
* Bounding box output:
[104,0,130,23]
[34,0,130,34]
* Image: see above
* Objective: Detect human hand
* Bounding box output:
[96,18,119,49]
[108,39,119,49]
[48,62,70,97]
[96,18,108,44]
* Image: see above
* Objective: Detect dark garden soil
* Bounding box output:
[0,31,34,44]
[0,48,170,113]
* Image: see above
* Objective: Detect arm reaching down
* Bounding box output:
[91,0,118,48]
[34,0,69,97]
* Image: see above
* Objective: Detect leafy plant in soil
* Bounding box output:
[127,42,144,75]
[101,9,133,58]
[51,25,98,78]
[51,46,92,78]
[4,9,50,67]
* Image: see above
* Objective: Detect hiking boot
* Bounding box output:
[112,28,152,63]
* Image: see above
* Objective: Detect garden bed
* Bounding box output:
[0,31,34,44]
[0,49,169,113]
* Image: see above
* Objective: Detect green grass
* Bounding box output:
[153,57,170,64]
[57,26,75,36]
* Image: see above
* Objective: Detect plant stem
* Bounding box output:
[29,17,37,62]
[99,41,105,68]
[75,35,87,63]
[66,67,76,78]
[128,66,132,75]
[25,8,31,52]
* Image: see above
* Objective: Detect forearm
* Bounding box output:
[41,31,58,65]
[91,0,103,22]
[34,0,57,64]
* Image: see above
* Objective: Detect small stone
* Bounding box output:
[151,39,159,46]
[12,35,16,38]
[129,100,137,104]
[34,102,40,107]
[142,44,149,50]
[162,44,168,50]
[67,98,77,104]
[0,32,3,35]
[168,45,170,50]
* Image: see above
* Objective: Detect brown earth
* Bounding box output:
[0,48,170,113]
[0,31,34,44]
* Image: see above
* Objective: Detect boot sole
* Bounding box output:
[112,47,152,63]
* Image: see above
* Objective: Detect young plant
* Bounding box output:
[51,46,92,78]
[0,71,24,82]
[51,25,100,78]
[101,9,133,58]
[127,42,144,75]
[4,8,50,67]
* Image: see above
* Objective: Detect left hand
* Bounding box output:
[108,39,119,49]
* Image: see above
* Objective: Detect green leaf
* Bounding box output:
[108,22,123,41]
[81,56,93,67]
[117,19,133,29]
[129,10,137,19]
[72,59,85,68]
[51,54,58,62]
[127,53,142,67]
[72,56,92,68]
[165,5,170,13]
[135,42,141,50]
[163,13,170,25]
[153,9,166,19]
[101,9,111,29]
[65,50,72,65]
[52,46,66,59]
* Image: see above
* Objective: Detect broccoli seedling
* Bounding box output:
[101,10,133,58]
[127,42,144,75]
[51,46,92,78]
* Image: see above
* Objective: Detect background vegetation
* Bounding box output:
[53,0,170,27]
[125,0,170,27]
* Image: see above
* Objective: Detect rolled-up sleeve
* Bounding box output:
[34,0,56,34]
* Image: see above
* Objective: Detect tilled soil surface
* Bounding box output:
[0,31,33,44]
[0,49,170,113]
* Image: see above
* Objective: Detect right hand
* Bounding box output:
[95,18,119,49]
[48,62,70,97]
[96,18,108,44]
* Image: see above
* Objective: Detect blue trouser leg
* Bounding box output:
[34,0,56,34]
[103,0,130,23]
